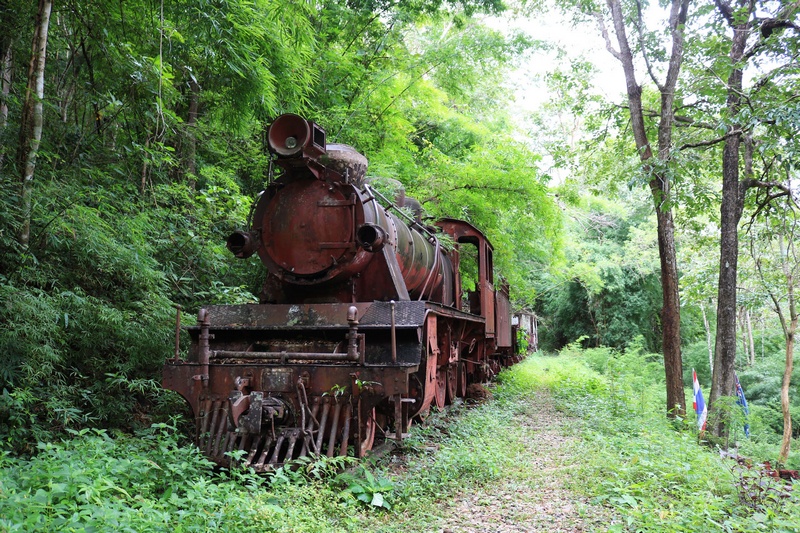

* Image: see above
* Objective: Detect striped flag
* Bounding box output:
[734,372,750,438]
[692,369,707,431]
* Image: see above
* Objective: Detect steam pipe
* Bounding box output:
[356,223,387,252]
[227,230,258,259]
[197,308,211,387]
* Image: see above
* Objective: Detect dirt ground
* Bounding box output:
[433,392,617,533]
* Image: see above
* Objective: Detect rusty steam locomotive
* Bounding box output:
[163,113,519,471]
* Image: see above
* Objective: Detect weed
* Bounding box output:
[336,465,396,509]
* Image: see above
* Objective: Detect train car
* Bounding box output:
[513,311,539,353]
[163,113,517,471]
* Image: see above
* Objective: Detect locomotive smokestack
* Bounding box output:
[267,113,326,159]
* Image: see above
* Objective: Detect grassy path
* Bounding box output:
[430,390,615,533]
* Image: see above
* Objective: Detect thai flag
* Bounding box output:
[692,369,707,431]
[735,372,750,437]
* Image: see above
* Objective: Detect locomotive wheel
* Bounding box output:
[456,361,467,397]
[445,363,458,403]
[359,408,376,457]
[434,368,446,409]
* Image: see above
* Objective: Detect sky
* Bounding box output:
[482,8,628,183]
[487,8,626,113]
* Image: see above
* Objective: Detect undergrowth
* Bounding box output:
[521,349,800,533]
[0,371,541,532]
[3,351,797,532]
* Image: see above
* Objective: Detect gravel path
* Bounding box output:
[435,391,616,532]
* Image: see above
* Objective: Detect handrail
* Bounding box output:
[211,350,358,362]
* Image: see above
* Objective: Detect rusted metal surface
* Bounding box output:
[173,305,182,361]
[496,282,512,348]
[163,113,522,471]
[246,115,451,304]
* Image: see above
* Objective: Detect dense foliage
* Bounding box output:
[0,364,554,532]
[537,194,663,351]
[1,0,798,528]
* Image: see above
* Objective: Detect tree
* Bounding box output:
[689,0,800,437]
[589,0,690,418]
[537,192,664,352]
[1,34,10,129]
[16,0,52,248]
[749,193,798,464]
[0,0,29,159]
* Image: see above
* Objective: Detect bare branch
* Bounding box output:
[606,0,652,158]
[714,0,735,26]
[641,108,717,129]
[744,3,800,59]
[674,115,717,129]
[744,180,792,227]
[674,99,711,114]
[663,0,690,95]
[742,178,792,193]
[748,53,800,93]
[635,0,664,91]
[679,129,740,150]
[594,11,622,62]
[748,229,788,333]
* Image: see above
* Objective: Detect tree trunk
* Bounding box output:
[652,185,685,416]
[1,41,10,128]
[738,308,745,356]
[748,312,755,365]
[779,314,796,464]
[751,216,798,463]
[1,39,12,170]
[16,0,53,248]
[702,304,714,374]
[743,308,755,365]
[605,0,688,418]
[778,232,797,464]
[709,12,749,439]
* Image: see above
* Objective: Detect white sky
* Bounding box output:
[486,9,626,113]
[481,9,629,183]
